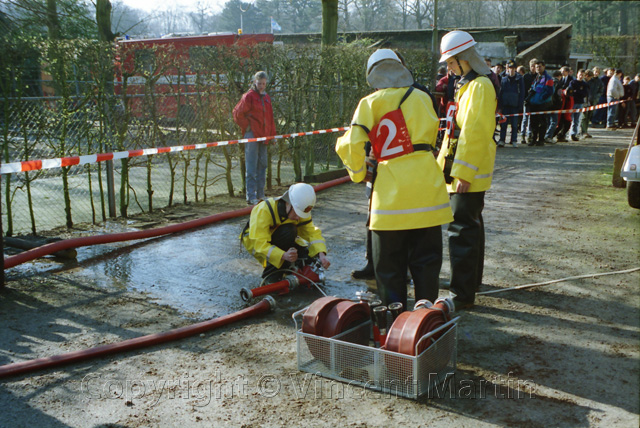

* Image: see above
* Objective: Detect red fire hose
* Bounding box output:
[240,265,323,301]
[0,296,276,379]
[3,176,351,269]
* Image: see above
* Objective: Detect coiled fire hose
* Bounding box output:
[300,297,370,365]
[0,297,275,379]
[385,298,454,356]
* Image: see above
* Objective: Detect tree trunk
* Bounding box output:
[147,157,154,212]
[97,0,117,220]
[223,146,234,197]
[46,0,61,40]
[322,0,339,47]
[120,158,129,217]
[96,0,116,42]
[62,167,73,228]
[619,1,628,36]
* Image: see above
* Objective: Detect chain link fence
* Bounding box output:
[1,39,436,236]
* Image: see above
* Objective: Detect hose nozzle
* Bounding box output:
[240,287,253,302]
[373,305,388,347]
[388,302,404,322]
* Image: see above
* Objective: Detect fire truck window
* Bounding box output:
[135,49,155,74]
[189,46,215,68]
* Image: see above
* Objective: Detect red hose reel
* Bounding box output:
[301,297,370,365]
[301,296,454,362]
[385,298,454,356]
[302,297,370,337]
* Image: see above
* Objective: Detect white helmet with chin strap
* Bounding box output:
[282,183,316,219]
[366,49,402,75]
[366,49,414,89]
[439,30,477,63]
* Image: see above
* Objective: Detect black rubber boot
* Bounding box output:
[351,261,375,280]
[352,227,375,280]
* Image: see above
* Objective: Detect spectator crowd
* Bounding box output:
[435,59,639,148]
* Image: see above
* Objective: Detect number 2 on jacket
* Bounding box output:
[445,101,458,138]
[369,108,413,161]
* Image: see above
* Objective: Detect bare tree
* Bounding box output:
[110,0,149,36]
[189,0,214,34]
[157,6,189,35]
[337,0,354,31]
[488,0,522,28]
[407,0,432,30]
[352,0,388,31]
[2,0,96,37]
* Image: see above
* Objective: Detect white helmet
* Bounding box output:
[282,183,316,219]
[366,49,402,75]
[439,30,477,63]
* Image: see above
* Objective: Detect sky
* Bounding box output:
[119,0,227,14]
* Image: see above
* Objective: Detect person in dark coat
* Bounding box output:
[581,69,604,138]
[592,67,612,126]
[497,61,524,147]
[568,69,590,140]
[520,58,538,144]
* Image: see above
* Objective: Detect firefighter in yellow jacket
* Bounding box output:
[436,31,497,310]
[241,183,330,282]
[336,49,453,308]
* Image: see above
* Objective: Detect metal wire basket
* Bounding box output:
[293,307,459,400]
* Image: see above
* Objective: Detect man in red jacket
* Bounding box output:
[233,71,277,205]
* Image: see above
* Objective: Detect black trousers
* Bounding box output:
[261,223,308,280]
[530,109,548,143]
[372,226,443,309]
[448,192,485,303]
[364,213,373,265]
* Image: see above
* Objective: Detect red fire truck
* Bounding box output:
[114,32,274,123]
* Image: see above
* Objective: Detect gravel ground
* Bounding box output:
[1,127,638,428]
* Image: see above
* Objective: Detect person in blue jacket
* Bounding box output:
[497,60,525,148]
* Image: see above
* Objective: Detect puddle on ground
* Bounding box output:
[6,217,371,320]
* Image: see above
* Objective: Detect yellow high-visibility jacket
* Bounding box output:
[335,87,453,231]
[437,74,497,193]
[240,198,327,268]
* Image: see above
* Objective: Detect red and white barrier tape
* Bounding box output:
[437,98,630,128]
[0,126,349,175]
[1,99,632,175]
[498,98,629,119]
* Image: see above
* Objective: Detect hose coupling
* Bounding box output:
[240,287,253,302]
[285,274,300,290]
[264,295,277,311]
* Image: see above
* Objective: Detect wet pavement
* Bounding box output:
[6,188,377,319]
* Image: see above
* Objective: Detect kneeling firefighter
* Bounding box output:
[436,30,497,310]
[335,49,454,309]
[240,183,330,282]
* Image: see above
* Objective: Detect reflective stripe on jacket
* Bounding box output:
[240,198,327,268]
[233,89,276,138]
[336,87,453,231]
[437,75,497,193]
